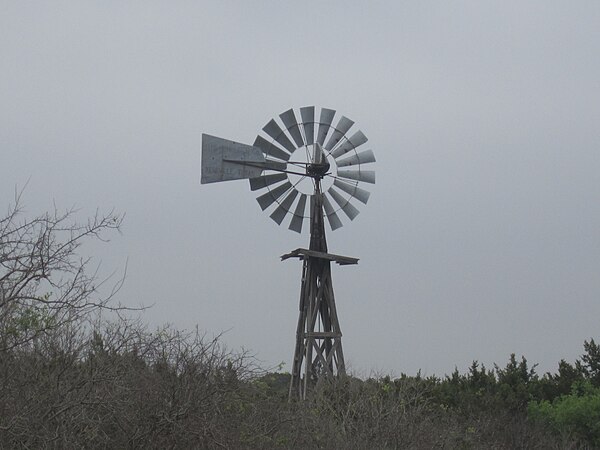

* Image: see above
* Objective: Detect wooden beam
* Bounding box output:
[281,248,359,265]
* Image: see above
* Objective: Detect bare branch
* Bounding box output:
[0,192,133,352]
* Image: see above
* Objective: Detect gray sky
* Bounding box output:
[2,1,599,376]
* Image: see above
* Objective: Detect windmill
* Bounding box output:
[201,106,375,399]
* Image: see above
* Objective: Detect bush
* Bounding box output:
[529,382,600,447]
[0,194,586,448]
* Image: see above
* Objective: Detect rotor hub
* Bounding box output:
[306,160,330,178]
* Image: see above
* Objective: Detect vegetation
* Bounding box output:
[1,197,599,448]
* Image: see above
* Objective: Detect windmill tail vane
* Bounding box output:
[201,106,375,399]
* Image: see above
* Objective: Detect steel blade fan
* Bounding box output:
[249,106,375,233]
[201,106,376,400]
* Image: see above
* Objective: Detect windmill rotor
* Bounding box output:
[247,106,376,233]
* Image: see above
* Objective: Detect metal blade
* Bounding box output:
[270,189,299,225]
[333,179,371,204]
[324,116,354,151]
[263,119,296,152]
[300,106,315,145]
[249,173,287,191]
[253,135,290,161]
[330,130,368,158]
[256,180,292,210]
[279,109,304,148]
[337,169,376,184]
[336,150,376,168]
[289,193,307,233]
[321,194,343,230]
[316,108,335,145]
[328,187,360,220]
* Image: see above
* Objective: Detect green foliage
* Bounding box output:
[537,359,585,401]
[495,354,539,411]
[581,339,600,387]
[526,340,600,447]
[2,302,57,350]
[529,382,600,447]
[430,355,541,415]
[6,304,52,334]
[253,372,290,399]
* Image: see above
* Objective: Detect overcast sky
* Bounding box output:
[2,1,599,376]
